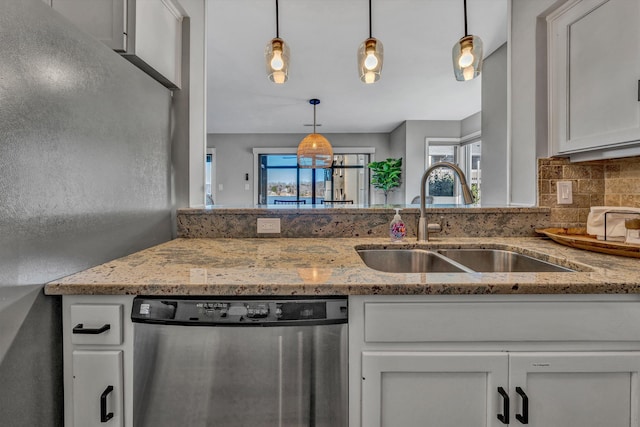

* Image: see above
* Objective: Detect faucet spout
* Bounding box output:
[418,161,474,242]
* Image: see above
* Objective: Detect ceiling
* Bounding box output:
[206,0,507,134]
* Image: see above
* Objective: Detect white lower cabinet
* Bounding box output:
[509,352,640,427]
[362,352,508,427]
[350,295,640,427]
[72,350,124,427]
[361,350,640,427]
[63,295,134,427]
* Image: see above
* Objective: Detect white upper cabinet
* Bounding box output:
[50,0,126,51]
[50,0,182,89]
[548,0,640,157]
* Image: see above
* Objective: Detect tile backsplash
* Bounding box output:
[538,156,640,228]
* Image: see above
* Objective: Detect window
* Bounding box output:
[256,152,371,205]
[205,148,216,205]
[425,137,481,204]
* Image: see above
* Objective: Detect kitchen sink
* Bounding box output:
[436,249,575,273]
[357,248,575,273]
[356,249,472,273]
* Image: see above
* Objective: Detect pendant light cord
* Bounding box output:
[463,0,468,36]
[309,99,320,133]
[275,0,280,38]
[368,0,372,38]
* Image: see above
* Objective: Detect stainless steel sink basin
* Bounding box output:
[357,249,471,273]
[436,249,574,272]
[356,247,575,273]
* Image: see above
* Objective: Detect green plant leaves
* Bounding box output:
[368,158,403,200]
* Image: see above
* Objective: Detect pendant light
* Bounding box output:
[452,0,483,81]
[265,0,289,84]
[297,99,333,169]
[357,0,383,84]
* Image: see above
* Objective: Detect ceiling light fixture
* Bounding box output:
[265,0,289,84]
[357,0,383,84]
[297,99,333,169]
[452,0,483,81]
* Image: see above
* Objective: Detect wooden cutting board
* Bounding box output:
[536,228,640,258]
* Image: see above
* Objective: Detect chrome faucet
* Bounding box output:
[418,161,475,242]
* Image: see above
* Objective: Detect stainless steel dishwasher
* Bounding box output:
[131,296,348,427]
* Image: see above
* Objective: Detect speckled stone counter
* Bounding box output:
[177,206,551,238]
[45,237,640,296]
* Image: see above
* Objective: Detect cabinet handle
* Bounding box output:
[497,386,509,424]
[100,385,114,423]
[72,323,110,334]
[516,386,529,424]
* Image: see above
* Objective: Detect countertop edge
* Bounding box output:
[44,237,640,296]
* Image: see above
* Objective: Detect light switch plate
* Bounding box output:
[557,181,573,204]
[257,218,281,233]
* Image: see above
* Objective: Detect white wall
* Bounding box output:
[208,133,391,205]
[185,0,207,208]
[510,0,568,205]
[462,112,481,137]
[481,43,509,205]
[208,120,483,206]
[0,0,175,423]
[172,0,206,209]
[388,122,408,204]
[404,120,464,203]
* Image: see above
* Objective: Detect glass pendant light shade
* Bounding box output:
[297,99,334,169]
[265,0,289,84]
[358,37,384,84]
[265,38,289,84]
[358,0,383,84]
[452,35,483,81]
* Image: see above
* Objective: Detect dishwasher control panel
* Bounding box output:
[132,297,348,326]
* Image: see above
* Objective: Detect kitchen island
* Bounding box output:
[47,236,640,427]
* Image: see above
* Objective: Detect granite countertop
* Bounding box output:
[44,237,640,296]
[178,205,550,214]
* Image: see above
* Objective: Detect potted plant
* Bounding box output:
[368,157,402,204]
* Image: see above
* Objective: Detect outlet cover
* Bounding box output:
[257,218,281,234]
[557,181,573,204]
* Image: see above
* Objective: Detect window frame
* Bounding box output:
[252,147,376,205]
[425,132,481,204]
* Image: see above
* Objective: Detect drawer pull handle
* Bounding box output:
[516,386,529,424]
[100,385,114,422]
[72,323,111,334]
[497,386,509,424]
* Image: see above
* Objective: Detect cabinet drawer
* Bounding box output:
[364,301,640,343]
[70,304,123,345]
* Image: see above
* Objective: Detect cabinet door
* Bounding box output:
[361,351,509,427]
[51,0,126,51]
[548,0,640,154]
[131,0,182,88]
[73,350,123,427]
[510,352,640,427]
